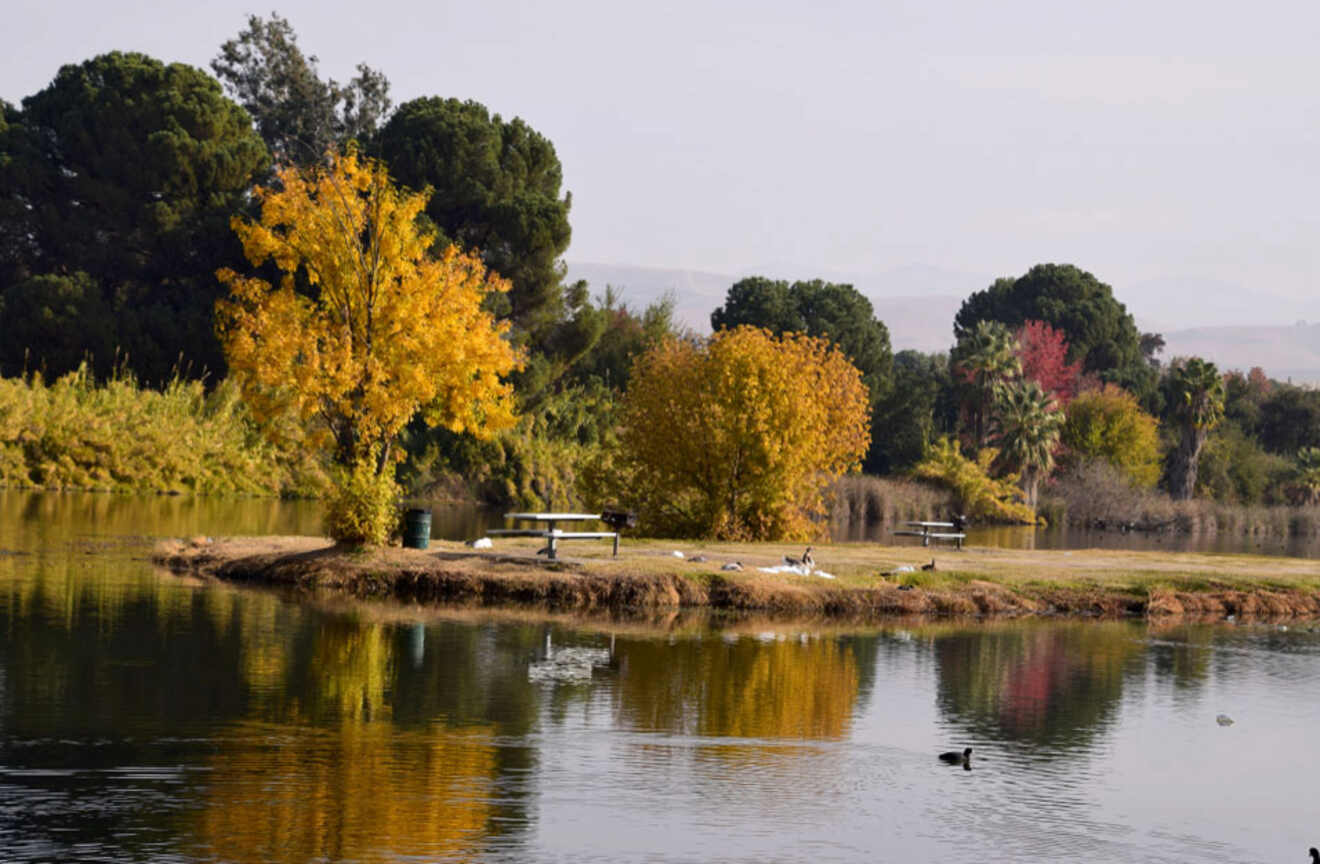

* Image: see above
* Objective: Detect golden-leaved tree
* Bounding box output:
[613,326,869,540]
[216,150,520,543]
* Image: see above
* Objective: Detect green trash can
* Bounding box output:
[403,508,432,549]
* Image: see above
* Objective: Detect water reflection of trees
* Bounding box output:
[0,563,543,860]
[613,635,863,739]
[933,622,1144,748]
[194,722,496,864]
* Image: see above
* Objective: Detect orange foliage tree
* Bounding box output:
[615,326,869,540]
[216,151,519,542]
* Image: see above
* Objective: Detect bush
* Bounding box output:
[0,365,325,495]
[1042,458,1320,537]
[911,437,1037,524]
[323,459,400,546]
[1195,424,1293,504]
[1061,384,1161,487]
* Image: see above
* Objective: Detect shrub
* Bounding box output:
[1042,459,1320,537]
[0,365,325,495]
[1195,424,1292,504]
[912,437,1037,524]
[1061,384,1161,487]
[323,457,400,546]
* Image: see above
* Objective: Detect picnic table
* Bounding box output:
[486,512,619,560]
[893,520,966,549]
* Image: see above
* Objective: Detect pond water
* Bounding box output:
[1,490,1318,862]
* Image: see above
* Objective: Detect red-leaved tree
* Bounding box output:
[1015,320,1081,404]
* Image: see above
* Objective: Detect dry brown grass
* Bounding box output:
[1041,461,1320,537]
[828,475,956,539]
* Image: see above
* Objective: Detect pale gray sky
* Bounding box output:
[6,0,1320,324]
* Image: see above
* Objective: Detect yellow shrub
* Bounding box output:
[323,458,400,546]
[912,437,1038,524]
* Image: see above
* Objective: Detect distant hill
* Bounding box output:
[1125,276,1320,333]
[1162,323,1320,385]
[565,261,977,351]
[565,261,1320,382]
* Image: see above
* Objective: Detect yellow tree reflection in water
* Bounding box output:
[615,635,860,739]
[194,722,495,864]
[192,619,498,863]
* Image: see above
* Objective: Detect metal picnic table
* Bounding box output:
[486,512,619,560]
[893,520,966,549]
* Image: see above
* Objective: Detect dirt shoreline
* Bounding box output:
[152,535,1320,622]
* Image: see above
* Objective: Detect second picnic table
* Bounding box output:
[486,512,619,560]
[893,520,966,549]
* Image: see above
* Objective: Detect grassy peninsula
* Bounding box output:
[154,536,1320,621]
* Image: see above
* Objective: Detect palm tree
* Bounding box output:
[956,320,1022,449]
[1295,446,1320,505]
[993,380,1064,510]
[1166,357,1225,501]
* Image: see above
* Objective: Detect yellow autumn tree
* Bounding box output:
[216,150,519,543]
[615,326,869,540]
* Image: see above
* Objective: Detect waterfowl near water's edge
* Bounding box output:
[938,747,972,765]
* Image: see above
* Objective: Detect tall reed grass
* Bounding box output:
[0,366,326,496]
[829,474,956,538]
[1041,460,1320,538]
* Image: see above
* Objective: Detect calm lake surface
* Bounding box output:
[1,491,1318,862]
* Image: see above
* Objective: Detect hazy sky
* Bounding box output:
[6,0,1320,314]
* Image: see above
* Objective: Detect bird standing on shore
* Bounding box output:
[784,546,814,569]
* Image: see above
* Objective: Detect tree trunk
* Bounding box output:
[1169,427,1206,501]
[1021,466,1039,512]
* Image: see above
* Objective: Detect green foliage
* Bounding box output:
[1194,424,1293,505]
[994,380,1064,509]
[0,366,324,494]
[912,437,1038,524]
[1061,385,1161,488]
[0,272,113,374]
[401,291,676,508]
[403,384,614,511]
[212,13,392,165]
[869,350,958,474]
[1,51,270,383]
[951,320,1021,449]
[1258,384,1320,455]
[710,276,894,402]
[953,263,1152,400]
[1163,357,1226,501]
[569,288,676,392]
[1293,447,1320,505]
[323,455,400,546]
[378,97,573,338]
[1221,367,1271,438]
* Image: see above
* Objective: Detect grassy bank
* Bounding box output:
[155,535,1320,621]
[0,367,325,495]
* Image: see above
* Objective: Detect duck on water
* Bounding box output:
[939,747,972,768]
